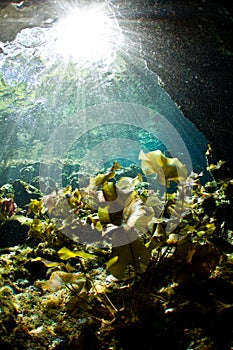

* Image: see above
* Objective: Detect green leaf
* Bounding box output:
[207,160,226,171]
[205,223,216,235]
[102,182,117,201]
[29,199,45,216]
[30,218,46,233]
[98,205,111,225]
[106,256,119,270]
[139,150,187,187]
[11,215,33,226]
[89,161,121,187]
[107,232,151,280]
[58,247,96,260]
[197,230,205,237]
[32,257,65,268]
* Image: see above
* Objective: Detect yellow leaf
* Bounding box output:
[32,257,69,269]
[102,182,117,201]
[98,206,111,224]
[139,150,187,187]
[58,247,96,260]
[207,160,226,171]
[205,223,216,235]
[29,199,45,215]
[88,161,121,188]
[106,256,119,270]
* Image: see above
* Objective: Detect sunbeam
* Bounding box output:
[51,3,124,66]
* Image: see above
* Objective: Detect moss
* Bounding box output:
[0,286,18,336]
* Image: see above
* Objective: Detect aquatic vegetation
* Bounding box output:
[0,197,16,222]
[139,149,188,187]
[0,148,233,349]
[36,150,205,281]
[0,286,18,336]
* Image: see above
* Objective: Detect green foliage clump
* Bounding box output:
[22,148,231,285]
[0,286,18,336]
[0,147,233,349]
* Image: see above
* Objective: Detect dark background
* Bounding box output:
[116,0,233,178]
[1,0,233,178]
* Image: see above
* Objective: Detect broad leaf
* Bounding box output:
[44,271,86,291]
[58,247,96,260]
[139,150,187,187]
[32,256,69,269]
[116,175,142,193]
[89,161,121,188]
[122,194,154,234]
[98,205,111,225]
[11,215,33,226]
[122,195,144,229]
[102,182,117,201]
[107,233,151,280]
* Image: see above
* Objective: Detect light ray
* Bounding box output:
[51,3,124,66]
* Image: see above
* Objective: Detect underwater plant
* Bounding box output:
[33,148,226,284]
[0,197,16,222]
[37,150,190,280]
[0,147,233,349]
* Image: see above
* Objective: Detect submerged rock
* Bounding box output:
[13,179,41,208]
[0,219,28,248]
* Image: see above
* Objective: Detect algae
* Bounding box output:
[0,149,232,349]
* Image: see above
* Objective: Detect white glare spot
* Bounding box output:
[165,308,174,314]
[52,6,123,66]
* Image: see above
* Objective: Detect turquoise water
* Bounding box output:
[0,12,209,188]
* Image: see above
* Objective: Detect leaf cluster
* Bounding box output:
[2,149,232,289]
[38,151,188,280]
[1,148,232,346]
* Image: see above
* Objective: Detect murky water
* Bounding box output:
[0,2,209,188]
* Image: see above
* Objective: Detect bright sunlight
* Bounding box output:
[53,5,123,65]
